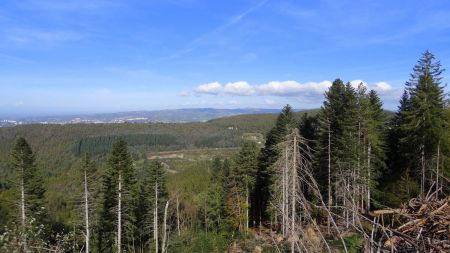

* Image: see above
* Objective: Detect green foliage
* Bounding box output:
[316,79,359,195]
[252,105,298,225]
[10,137,48,230]
[75,134,179,156]
[97,138,138,252]
[223,141,259,232]
[330,234,364,253]
[387,51,449,194]
[135,160,168,251]
[0,50,449,252]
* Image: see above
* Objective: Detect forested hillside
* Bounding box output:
[0,51,449,252]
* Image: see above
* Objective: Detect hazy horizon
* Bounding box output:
[0,107,293,118]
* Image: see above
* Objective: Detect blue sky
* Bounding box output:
[0,0,449,116]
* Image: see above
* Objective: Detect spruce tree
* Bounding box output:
[205,157,225,231]
[386,90,413,180]
[10,137,47,250]
[298,113,319,150]
[252,105,296,226]
[316,79,347,208]
[229,141,259,231]
[364,90,387,210]
[81,153,96,253]
[97,139,137,252]
[400,51,447,195]
[135,160,167,252]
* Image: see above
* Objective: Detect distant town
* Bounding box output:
[0,108,283,127]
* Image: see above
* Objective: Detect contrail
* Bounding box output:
[162,0,270,60]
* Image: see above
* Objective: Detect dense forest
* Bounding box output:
[0,51,449,252]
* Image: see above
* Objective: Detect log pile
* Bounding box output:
[383,196,450,252]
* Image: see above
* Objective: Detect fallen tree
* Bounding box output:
[378,195,450,252]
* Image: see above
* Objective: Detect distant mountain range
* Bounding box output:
[0,108,291,127]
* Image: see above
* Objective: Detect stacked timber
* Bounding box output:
[383,196,450,252]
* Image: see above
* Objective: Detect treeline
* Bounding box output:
[75,134,179,156]
[0,51,449,252]
[0,116,282,176]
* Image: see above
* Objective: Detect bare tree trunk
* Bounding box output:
[246,187,249,232]
[155,182,159,253]
[21,167,26,228]
[367,142,371,212]
[357,121,361,214]
[421,144,425,196]
[161,201,169,253]
[327,121,332,233]
[176,196,180,237]
[84,167,90,253]
[282,148,287,237]
[237,195,241,232]
[204,201,208,234]
[21,163,28,253]
[117,172,122,253]
[362,136,366,212]
[344,178,350,228]
[291,135,297,253]
[436,141,440,194]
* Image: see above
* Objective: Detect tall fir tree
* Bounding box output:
[97,139,137,252]
[316,79,348,207]
[252,105,296,226]
[386,90,413,180]
[298,113,319,150]
[205,157,225,232]
[135,160,167,252]
[10,137,47,250]
[399,51,448,195]
[363,90,387,210]
[80,153,97,253]
[226,141,259,231]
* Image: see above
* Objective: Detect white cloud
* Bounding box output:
[258,80,332,96]
[228,100,239,105]
[370,81,402,101]
[372,82,393,91]
[350,79,368,88]
[192,79,402,104]
[194,82,222,94]
[224,81,256,96]
[194,80,332,97]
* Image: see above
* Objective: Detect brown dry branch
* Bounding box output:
[375,195,450,252]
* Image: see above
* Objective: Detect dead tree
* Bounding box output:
[272,128,348,253]
[176,196,180,237]
[327,120,332,232]
[161,200,170,253]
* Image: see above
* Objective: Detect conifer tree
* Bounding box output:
[10,137,47,250]
[80,153,96,253]
[97,139,137,252]
[298,113,319,150]
[387,90,413,179]
[252,105,296,226]
[399,51,447,195]
[205,157,225,231]
[316,79,347,213]
[363,90,386,210]
[135,160,167,252]
[229,141,259,231]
